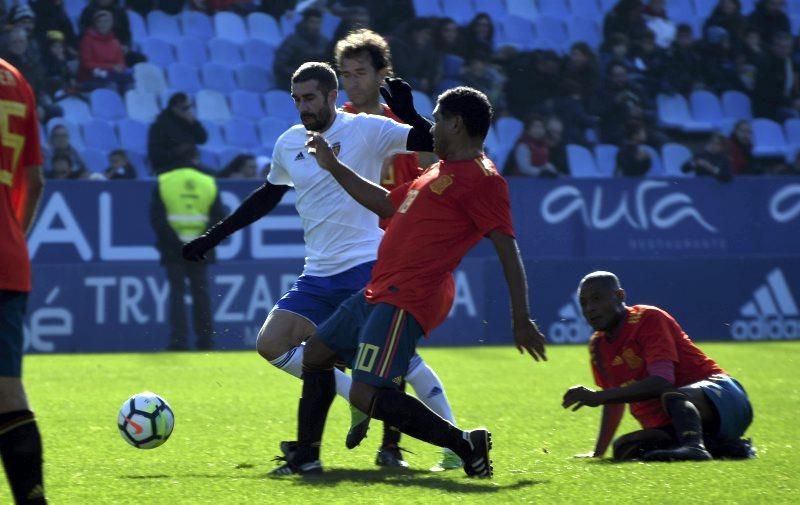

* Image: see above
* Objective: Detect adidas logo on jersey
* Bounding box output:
[427,386,443,399]
[295,152,305,161]
[549,293,593,344]
[730,268,799,341]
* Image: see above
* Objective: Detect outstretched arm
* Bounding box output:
[488,229,546,361]
[590,404,625,457]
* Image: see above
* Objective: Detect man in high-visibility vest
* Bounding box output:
[150,144,224,350]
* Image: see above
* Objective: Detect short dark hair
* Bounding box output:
[579,271,621,291]
[291,62,338,95]
[167,92,189,109]
[334,29,393,75]
[302,7,322,21]
[436,86,493,139]
[109,148,127,158]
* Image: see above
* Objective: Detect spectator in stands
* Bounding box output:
[682,133,733,181]
[563,42,600,103]
[128,0,184,16]
[507,115,561,178]
[642,0,677,48]
[728,120,759,175]
[704,0,747,47]
[148,92,209,174]
[189,0,257,15]
[330,0,414,36]
[273,8,330,90]
[460,55,505,111]
[600,33,635,72]
[664,24,704,94]
[41,31,77,99]
[46,125,87,175]
[32,0,78,55]
[554,79,597,145]
[753,31,797,120]
[46,153,83,180]
[595,62,652,145]
[699,26,743,93]
[526,50,563,115]
[78,10,133,92]
[219,153,258,178]
[546,116,568,176]
[329,6,371,53]
[390,18,440,94]
[503,50,538,119]
[103,149,137,179]
[434,18,464,58]
[747,0,790,45]
[615,120,652,176]
[603,0,648,42]
[630,29,667,96]
[79,0,131,50]
[462,13,495,61]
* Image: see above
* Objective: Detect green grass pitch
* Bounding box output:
[6,342,798,504]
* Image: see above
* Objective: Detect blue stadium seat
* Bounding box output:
[243,39,276,70]
[740,0,756,14]
[534,16,569,50]
[567,17,601,49]
[594,144,618,177]
[231,90,266,121]
[494,117,524,147]
[236,64,272,93]
[181,10,214,40]
[263,90,297,123]
[140,37,175,68]
[167,63,202,94]
[599,0,617,13]
[690,90,723,130]
[443,54,464,78]
[641,145,664,176]
[784,118,800,146]
[125,150,150,179]
[566,144,601,178]
[201,62,237,93]
[117,118,149,154]
[538,0,570,19]
[90,88,126,121]
[656,94,710,132]
[196,89,232,123]
[661,143,694,177]
[411,90,434,118]
[434,78,464,96]
[791,0,800,16]
[666,0,695,24]
[81,148,108,173]
[59,97,93,124]
[472,0,507,20]
[214,11,248,44]
[441,0,476,24]
[176,37,208,67]
[201,121,226,150]
[82,119,120,151]
[133,62,168,94]
[127,10,147,46]
[498,15,535,49]
[336,89,349,107]
[320,12,341,40]
[412,0,444,17]
[199,147,219,171]
[146,11,181,44]
[506,0,538,22]
[47,117,84,150]
[483,125,500,156]
[217,148,242,171]
[247,12,282,46]
[125,89,160,122]
[721,90,753,121]
[223,118,260,149]
[279,12,301,36]
[570,0,602,19]
[693,0,718,19]
[752,118,791,158]
[258,117,289,150]
[208,37,243,66]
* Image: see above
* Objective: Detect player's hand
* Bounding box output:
[306,132,338,171]
[379,77,418,123]
[513,318,547,361]
[562,385,602,411]
[182,234,216,261]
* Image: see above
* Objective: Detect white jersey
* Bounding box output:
[267,111,412,276]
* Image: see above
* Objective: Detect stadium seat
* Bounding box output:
[201,62,237,93]
[472,0,507,20]
[567,17,602,49]
[506,0,539,22]
[258,117,289,150]
[641,145,664,176]
[442,54,464,78]
[538,0,570,19]
[336,89,349,107]
[434,78,464,96]
[566,144,601,178]
[201,121,226,150]
[279,11,301,36]
[494,117,524,147]
[752,118,791,158]
[661,142,694,177]
[656,93,711,132]
[570,0,602,18]
[208,37,243,66]
[81,147,108,173]
[665,0,695,24]
[721,90,753,121]
[223,118,260,148]
[140,37,175,68]
[167,62,202,93]
[46,117,84,149]
[59,97,93,124]
[217,148,241,171]
[133,62,168,95]
[214,11,248,44]
[181,10,214,40]
[784,118,800,146]
[693,0,718,19]
[739,0,756,14]
[196,89,232,123]
[199,147,219,171]
[411,90,434,118]
[176,37,208,67]
[498,15,536,50]
[483,125,500,156]
[125,150,151,179]
[441,0,477,25]
[243,39,276,69]
[263,90,297,123]
[320,12,341,40]
[690,90,724,130]
[599,0,617,13]
[117,118,149,154]
[594,144,618,177]
[230,90,266,121]
[534,16,569,49]
[146,10,182,44]
[82,119,120,151]
[412,0,445,17]
[125,89,160,122]
[247,12,282,46]
[127,10,147,46]
[89,88,126,121]
[235,64,272,93]
[791,0,800,16]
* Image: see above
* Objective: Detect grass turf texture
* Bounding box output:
[6,342,798,504]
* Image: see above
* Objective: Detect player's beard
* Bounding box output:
[433,133,448,159]
[301,100,333,132]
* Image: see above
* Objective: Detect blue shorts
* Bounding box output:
[316,289,424,389]
[273,261,375,326]
[697,375,753,441]
[0,291,27,377]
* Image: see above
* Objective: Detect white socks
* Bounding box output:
[268,344,352,401]
[405,354,456,425]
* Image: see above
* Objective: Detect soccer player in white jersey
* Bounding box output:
[182,61,456,469]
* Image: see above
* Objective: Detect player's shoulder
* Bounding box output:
[274,124,307,149]
[628,304,673,325]
[0,58,29,94]
[347,110,400,129]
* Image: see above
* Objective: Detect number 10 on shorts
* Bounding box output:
[355,343,380,373]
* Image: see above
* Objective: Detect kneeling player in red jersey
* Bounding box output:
[562,271,754,462]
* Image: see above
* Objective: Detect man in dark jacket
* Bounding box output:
[150,145,224,350]
[753,31,796,120]
[273,8,329,90]
[147,92,208,174]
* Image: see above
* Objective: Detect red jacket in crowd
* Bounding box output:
[78,28,125,81]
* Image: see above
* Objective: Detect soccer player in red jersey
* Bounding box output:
[562,271,754,462]
[334,28,460,471]
[270,82,546,478]
[0,58,47,503]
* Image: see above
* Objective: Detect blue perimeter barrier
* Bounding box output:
[24,177,800,352]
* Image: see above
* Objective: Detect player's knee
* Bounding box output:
[255,329,284,362]
[302,335,337,371]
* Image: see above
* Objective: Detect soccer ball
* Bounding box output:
[117,392,174,449]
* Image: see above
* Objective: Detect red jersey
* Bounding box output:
[0,59,43,292]
[590,305,725,429]
[365,155,514,334]
[342,102,423,228]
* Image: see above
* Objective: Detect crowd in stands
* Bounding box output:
[2,0,800,181]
